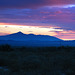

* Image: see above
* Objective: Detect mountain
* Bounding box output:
[0,32,75,47]
[0,31,62,41]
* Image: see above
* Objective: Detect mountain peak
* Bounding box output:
[28,34,35,36]
[0,31,63,41]
[17,31,24,34]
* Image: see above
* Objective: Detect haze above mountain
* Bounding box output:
[0,31,62,41]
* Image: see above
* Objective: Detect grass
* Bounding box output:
[0,45,75,75]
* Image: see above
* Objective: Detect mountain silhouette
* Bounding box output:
[0,31,62,41]
[0,32,75,47]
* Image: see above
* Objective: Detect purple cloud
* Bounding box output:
[0,0,75,9]
[0,7,75,31]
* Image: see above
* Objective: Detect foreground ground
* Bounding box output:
[0,45,75,75]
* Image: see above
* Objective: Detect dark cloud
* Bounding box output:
[0,0,75,9]
[0,0,44,9]
[0,6,75,31]
[5,26,8,28]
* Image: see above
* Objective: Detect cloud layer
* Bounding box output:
[0,0,75,9]
[0,0,75,40]
[0,7,75,30]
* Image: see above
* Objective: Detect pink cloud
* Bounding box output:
[54,30,75,40]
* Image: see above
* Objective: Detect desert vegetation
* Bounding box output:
[0,44,75,75]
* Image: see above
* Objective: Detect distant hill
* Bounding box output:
[0,31,62,41]
[0,32,75,47]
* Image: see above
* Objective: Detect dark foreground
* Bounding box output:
[0,45,75,75]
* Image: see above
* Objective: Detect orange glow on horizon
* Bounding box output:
[0,23,75,40]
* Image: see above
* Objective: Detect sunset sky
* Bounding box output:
[0,0,75,40]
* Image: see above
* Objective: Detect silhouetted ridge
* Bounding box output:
[12,31,25,35]
[0,32,75,47]
[0,32,62,41]
[17,31,24,34]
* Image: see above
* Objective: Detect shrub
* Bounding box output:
[0,44,13,52]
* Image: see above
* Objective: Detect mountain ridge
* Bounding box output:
[0,32,75,47]
[0,31,62,41]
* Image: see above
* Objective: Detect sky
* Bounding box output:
[0,0,75,40]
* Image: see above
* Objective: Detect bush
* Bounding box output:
[0,44,13,52]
